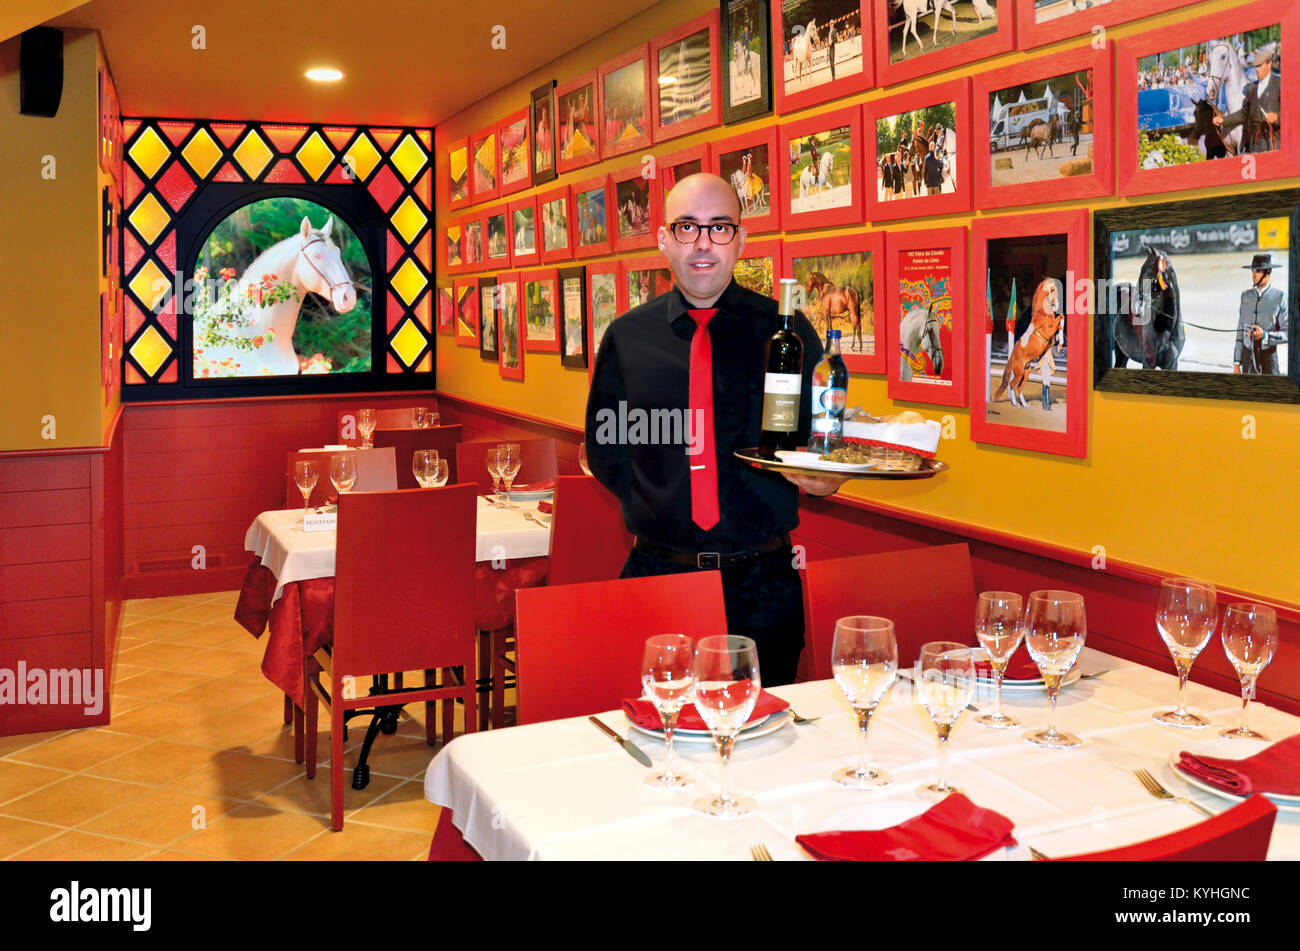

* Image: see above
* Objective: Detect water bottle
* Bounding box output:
[808,329,847,454]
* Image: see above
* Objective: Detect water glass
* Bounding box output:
[974,591,1024,729]
[641,634,695,789]
[915,642,976,802]
[499,443,521,507]
[830,616,897,788]
[485,448,504,505]
[412,450,440,488]
[578,441,592,476]
[1221,603,1278,740]
[356,408,376,448]
[1023,591,1086,749]
[413,406,429,429]
[329,453,357,496]
[429,459,449,487]
[293,460,318,514]
[1153,578,1217,729]
[692,635,761,818]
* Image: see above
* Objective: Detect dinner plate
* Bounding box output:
[734,449,948,481]
[625,711,791,744]
[1166,738,1300,813]
[508,489,555,501]
[976,668,1082,692]
[774,450,877,473]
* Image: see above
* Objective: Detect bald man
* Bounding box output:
[584,173,844,685]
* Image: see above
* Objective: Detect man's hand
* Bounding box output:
[1234,363,1242,374]
[1266,111,1279,124]
[782,472,849,496]
[1252,324,1264,341]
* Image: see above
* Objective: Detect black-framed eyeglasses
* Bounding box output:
[667,221,740,245]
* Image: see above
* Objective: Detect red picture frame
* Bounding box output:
[1116,0,1299,197]
[618,255,675,315]
[969,209,1088,458]
[649,9,722,144]
[447,138,471,211]
[736,237,783,301]
[598,45,652,160]
[469,122,499,202]
[436,284,455,337]
[771,0,873,115]
[973,45,1113,211]
[521,267,562,354]
[480,203,511,269]
[779,105,864,231]
[571,175,614,260]
[711,125,782,235]
[610,163,662,253]
[586,258,622,382]
[1016,0,1199,51]
[497,107,533,197]
[497,272,525,381]
[454,277,480,348]
[864,77,973,223]
[657,143,711,219]
[538,184,574,264]
[783,231,887,375]
[460,214,485,273]
[884,226,968,407]
[441,220,464,276]
[873,0,1014,88]
[555,70,601,175]
[507,194,540,268]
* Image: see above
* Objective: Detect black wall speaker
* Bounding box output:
[20,27,64,118]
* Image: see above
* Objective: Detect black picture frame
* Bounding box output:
[559,265,588,369]
[720,0,771,124]
[1093,188,1299,404]
[478,275,500,362]
[530,79,558,187]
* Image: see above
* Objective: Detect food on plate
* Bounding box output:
[841,408,942,471]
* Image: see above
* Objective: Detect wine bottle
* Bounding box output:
[758,279,804,455]
[808,329,848,454]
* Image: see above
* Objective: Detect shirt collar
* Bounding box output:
[665,280,746,331]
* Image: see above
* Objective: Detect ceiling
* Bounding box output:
[44,0,663,127]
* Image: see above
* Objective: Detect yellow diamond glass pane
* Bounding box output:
[449,146,467,181]
[390,258,426,306]
[181,128,222,178]
[391,317,427,368]
[391,134,428,183]
[128,193,170,245]
[129,259,170,310]
[128,126,171,178]
[390,196,428,244]
[296,131,334,181]
[129,325,172,377]
[344,133,381,181]
[233,130,273,179]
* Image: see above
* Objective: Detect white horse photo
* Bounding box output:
[898,305,944,380]
[799,149,835,202]
[198,216,356,376]
[1205,41,1248,154]
[791,19,819,87]
[899,0,957,55]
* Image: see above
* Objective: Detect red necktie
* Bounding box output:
[688,309,719,532]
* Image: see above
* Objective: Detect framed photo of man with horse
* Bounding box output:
[970,209,1089,457]
[1116,0,1300,197]
[873,0,1014,88]
[712,126,781,234]
[779,105,864,230]
[1016,0,1202,52]
[783,232,886,374]
[610,162,661,253]
[885,227,969,406]
[721,0,773,124]
[1093,188,1299,404]
[772,0,873,114]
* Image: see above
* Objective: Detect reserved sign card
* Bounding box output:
[303,511,338,532]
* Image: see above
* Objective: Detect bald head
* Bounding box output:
[657,172,748,308]
[665,172,743,225]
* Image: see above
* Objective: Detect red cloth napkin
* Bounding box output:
[796,793,1017,861]
[978,646,1042,682]
[622,690,789,732]
[512,479,555,492]
[536,499,553,515]
[1176,734,1300,797]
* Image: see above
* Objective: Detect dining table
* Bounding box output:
[422,647,1300,860]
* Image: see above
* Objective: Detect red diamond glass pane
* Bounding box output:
[123,166,145,207]
[372,129,401,153]
[414,168,432,207]
[324,127,356,151]
[123,119,142,140]
[414,294,431,331]
[366,165,402,212]
[158,296,177,339]
[124,298,146,338]
[214,161,242,182]
[211,123,245,148]
[386,353,402,373]
[265,159,305,183]
[125,362,146,385]
[386,231,403,270]
[416,234,431,271]
[416,351,432,373]
[324,165,351,185]
[156,161,196,211]
[387,291,404,332]
[158,121,194,147]
[417,130,432,149]
[156,231,177,270]
[123,231,145,274]
[265,126,307,153]
[158,359,178,383]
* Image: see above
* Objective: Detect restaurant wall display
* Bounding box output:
[585,258,620,381]
[497,272,525,380]
[508,194,540,268]
[558,265,589,369]
[461,215,484,272]
[712,125,782,234]
[479,275,499,361]
[772,0,872,115]
[437,283,455,336]
[610,163,661,253]
[470,123,499,202]
[522,267,562,354]
[872,0,1014,88]
[530,80,559,187]
[555,71,601,174]
[571,175,614,259]
[782,232,885,375]
[1015,0,1204,53]
[779,105,864,230]
[481,203,511,268]
[650,10,722,143]
[735,237,782,299]
[620,255,675,315]
[447,139,470,211]
[656,143,711,219]
[885,227,969,406]
[538,184,575,264]
[442,218,463,275]
[454,277,480,348]
[598,45,653,159]
[498,107,533,197]
[720,0,773,124]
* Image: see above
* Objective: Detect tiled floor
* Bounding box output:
[0,590,451,861]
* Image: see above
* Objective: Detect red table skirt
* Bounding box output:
[234,556,549,707]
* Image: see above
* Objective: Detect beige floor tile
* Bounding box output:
[0,761,69,805]
[111,669,213,702]
[1,774,148,826]
[167,709,289,751]
[352,735,439,780]
[8,729,150,772]
[11,830,157,860]
[170,804,328,859]
[214,632,265,655]
[347,781,442,834]
[120,616,207,642]
[239,723,358,763]
[223,663,277,686]
[256,769,402,818]
[202,590,242,605]
[115,641,208,672]
[163,676,277,711]
[121,597,194,618]
[282,817,432,860]
[170,647,264,676]
[86,740,224,785]
[109,695,151,717]
[143,849,220,860]
[163,601,242,624]
[0,815,64,858]
[165,751,303,802]
[79,787,242,846]
[112,663,152,683]
[151,623,248,649]
[0,730,66,759]
[101,701,191,738]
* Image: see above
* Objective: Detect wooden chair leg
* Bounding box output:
[330,700,345,832]
[283,693,293,724]
[424,669,437,746]
[441,667,456,743]
[491,628,508,729]
[477,631,491,731]
[293,702,304,765]
[305,683,319,780]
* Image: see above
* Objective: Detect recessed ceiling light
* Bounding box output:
[305,68,343,82]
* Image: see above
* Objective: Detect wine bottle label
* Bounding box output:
[762,372,801,431]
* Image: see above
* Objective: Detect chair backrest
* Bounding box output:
[515,572,728,724]
[801,543,977,678]
[547,475,633,587]
[1057,794,1277,861]
[337,403,438,445]
[374,424,463,489]
[334,485,477,679]
[353,446,397,491]
[456,438,558,493]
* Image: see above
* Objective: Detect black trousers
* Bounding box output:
[620,544,805,687]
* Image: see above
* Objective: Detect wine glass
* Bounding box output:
[412,449,440,488]
[1220,603,1278,740]
[293,460,318,515]
[1153,578,1217,729]
[356,408,376,448]
[830,616,897,788]
[641,634,695,789]
[429,411,441,427]
[578,441,592,476]
[915,642,976,801]
[1023,590,1087,749]
[429,459,449,487]
[329,453,357,498]
[692,635,761,818]
[484,448,504,506]
[974,591,1024,729]
[413,406,429,429]
[499,443,521,508]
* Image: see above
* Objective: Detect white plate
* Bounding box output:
[508,489,555,501]
[1166,737,1300,813]
[774,450,876,473]
[976,668,1082,692]
[626,711,791,744]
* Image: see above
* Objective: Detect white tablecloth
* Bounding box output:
[244,497,550,604]
[423,648,1300,860]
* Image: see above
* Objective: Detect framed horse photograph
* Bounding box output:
[538,184,575,264]
[469,122,499,203]
[650,10,722,144]
[712,126,782,234]
[461,215,485,272]
[620,255,676,315]
[874,0,1014,88]
[865,77,973,223]
[571,175,614,259]
[1116,0,1299,197]
[559,264,589,369]
[969,209,1089,457]
[782,231,887,374]
[508,194,540,268]
[735,237,783,300]
[779,105,864,231]
[586,258,621,382]
[972,44,1114,211]
[497,107,532,198]
[497,272,525,381]
[555,70,601,175]
[598,45,652,160]
[657,143,711,220]
[772,0,872,115]
[721,0,772,124]
[885,226,969,406]
[446,138,470,211]
[454,278,480,348]
[1016,0,1201,51]
[478,275,499,361]
[480,203,512,269]
[610,162,661,253]
[1093,187,1300,404]
[521,267,561,354]
[437,283,455,337]
[530,79,558,187]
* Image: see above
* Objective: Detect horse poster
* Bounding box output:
[479,278,499,361]
[722,0,770,123]
[987,67,1093,187]
[572,177,612,258]
[523,269,561,354]
[784,237,884,376]
[650,12,720,143]
[612,166,657,252]
[586,266,620,380]
[530,80,558,187]
[781,105,863,228]
[734,239,780,300]
[714,127,779,233]
[886,226,969,405]
[498,109,532,197]
[555,72,600,174]
[539,185,574,264]
[600,46,652,158]
[775,0,870,112]
[875,100,958,201]
[559,267,588,369]
[497,275,524,380]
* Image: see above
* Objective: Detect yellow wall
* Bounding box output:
[0,28,106,450]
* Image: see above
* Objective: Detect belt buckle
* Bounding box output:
[696,551,721,570]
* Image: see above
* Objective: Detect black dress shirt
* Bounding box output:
[585,279,823,553]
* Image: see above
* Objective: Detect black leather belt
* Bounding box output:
[634,535,789,570]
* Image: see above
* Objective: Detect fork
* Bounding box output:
[1027,845,1052,861]
[788,708,821,724]
[1133,768,1214,817]
[522,510,546,527]
[750,843,773,861]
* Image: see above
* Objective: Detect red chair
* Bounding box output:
[337,404,438,445]
[547,475,633,586]
[302,485,478,831]
[374,424,463,489]
[514,572,728,724]
[1053,794,1277,860]
[801,543,977,679]
[456,438,558,494]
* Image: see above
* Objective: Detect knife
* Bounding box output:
[587,716,652,767]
